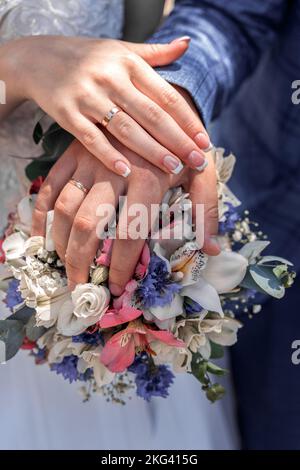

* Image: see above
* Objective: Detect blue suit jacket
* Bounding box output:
[151,1,300,449]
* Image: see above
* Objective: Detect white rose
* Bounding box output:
[57,284,110,336]
[35,287,71,328]
[72,283,110,320]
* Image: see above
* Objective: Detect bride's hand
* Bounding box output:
[3,35,210,176]
[31,138,220,295]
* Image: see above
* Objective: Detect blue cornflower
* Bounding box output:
[51,355,92,383]
[136,255,181,308]
[129,354,175,401]
[219,203,240,234]
[5,279,23,311]
[31,347,47,363]
[184,298,203,316]
[72,330,103,346]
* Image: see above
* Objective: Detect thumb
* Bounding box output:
[123,36,190,67]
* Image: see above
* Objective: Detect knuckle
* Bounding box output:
[146,103,162,125]
[97,70,114,87]
[54,198,73,220]
[122,52,139,69]
[73,215,95,234]
[185,120,201,136]
[80,127,99,147]
[161,86,180,109]
[115,114,132,141]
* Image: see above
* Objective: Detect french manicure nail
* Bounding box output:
[203,142,214,152]
[163,155,184,175]
[196,159,208,172]
[194,132,211,150]
[115,161,131,178]
[109,283,123,296]
[171,36,191,44]
[188,150,205,168]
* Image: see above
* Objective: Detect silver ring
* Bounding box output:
[101,106,121,128]
[69,179,89,194]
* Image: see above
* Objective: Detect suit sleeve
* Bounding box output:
[148,0,288,123]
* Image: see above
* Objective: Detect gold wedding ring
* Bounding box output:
[69,179,89,194]
[101,106,121,128]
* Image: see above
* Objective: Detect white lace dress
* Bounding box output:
[0,0,240,450]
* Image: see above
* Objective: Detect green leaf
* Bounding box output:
[26,123,74,181]
[42,125,74,159]
[0,319,25,360]
[32,122,43,145]
[258,256,293,267]
[249,264,285,299]
[8,306,34,324]
[25,159,54,181]
[240,269,268,295]
[191,355,210,386]
[206,383,226,403]
[207,362,228,376]
[209,341,224,359]
[241,264,286,298]
[25,315,46,341]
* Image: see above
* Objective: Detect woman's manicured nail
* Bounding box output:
[194,132,211,150]
[171,36,191,44]
[109,283,123,296]
[203,142,214,152]
[196,159,208,172]
[163,155,184,174]
[188,150,205,168]
[114,161,131,178]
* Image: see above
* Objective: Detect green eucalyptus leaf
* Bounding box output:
[207,362,228,376]
[240,269,268,295]
[0,319,25,360]
[191,356,210,385]
[25,315,46,341]
[25,159,54,181]
[8,306,34,324]
[249,264,285,299]
[32,122,43,145]
[42,126,74,159]
[206,383,226,403]
[209,341,224,359]
[258,256,293,267]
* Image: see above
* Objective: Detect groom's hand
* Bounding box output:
[31,136,219,295]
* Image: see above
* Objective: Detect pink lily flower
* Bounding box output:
[100,280,142,328]
[96,238,113,267]
[100,320,185,373]
[134,243,150,279]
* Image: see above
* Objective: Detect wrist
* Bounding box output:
[0,37,33,103]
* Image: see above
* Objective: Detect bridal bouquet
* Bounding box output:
[0,124,295,404]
